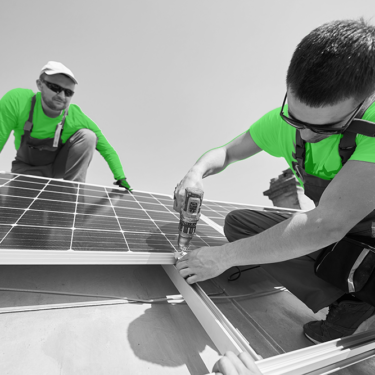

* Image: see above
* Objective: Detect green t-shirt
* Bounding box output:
[249,101,375,187]
[0,88,126,180]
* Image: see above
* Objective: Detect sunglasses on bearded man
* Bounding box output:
[40,77,75,98]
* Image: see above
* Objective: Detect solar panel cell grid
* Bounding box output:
[0,173,230,263]
[0,172,297,264]
[3,226,72,250]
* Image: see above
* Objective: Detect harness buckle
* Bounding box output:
[24,121,33,132]
[340,146,355,150]
[294,164,304,181]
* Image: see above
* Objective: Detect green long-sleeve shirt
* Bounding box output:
[0,88,126,180]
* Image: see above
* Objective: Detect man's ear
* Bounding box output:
[36,78,42,91]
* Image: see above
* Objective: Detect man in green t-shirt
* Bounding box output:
[0,61,132,191]
[174,19,375,344]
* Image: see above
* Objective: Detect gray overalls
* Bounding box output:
[224,94,375,312]
[11,95,97,182]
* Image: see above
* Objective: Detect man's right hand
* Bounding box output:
[173,170,204,212]
[212,351,262,375]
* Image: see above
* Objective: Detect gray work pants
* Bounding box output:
[11,129,97,183]
[224,209,344,313]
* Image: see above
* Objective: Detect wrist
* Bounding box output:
[217,243,234,272]
[188,165,205,179]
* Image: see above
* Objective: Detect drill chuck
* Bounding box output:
[177,187,204,257]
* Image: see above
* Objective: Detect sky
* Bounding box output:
[0,0,374,206]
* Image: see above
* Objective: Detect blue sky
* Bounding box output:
[1,0,374,206]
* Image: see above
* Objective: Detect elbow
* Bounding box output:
[305,208,346,246]
[313,216,347,245]
[308,203,355,244]
[323,225,346,244]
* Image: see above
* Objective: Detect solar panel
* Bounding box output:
[0,172,229,265]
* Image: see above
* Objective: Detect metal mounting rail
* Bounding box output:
[0,249,175,265]
[163,265,260,360]
[164,265,375,375]
[255,330,375,375]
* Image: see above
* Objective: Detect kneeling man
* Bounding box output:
[0,61,131,190]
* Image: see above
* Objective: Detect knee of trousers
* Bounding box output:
[70,129,98,148]
[224,209,248,242]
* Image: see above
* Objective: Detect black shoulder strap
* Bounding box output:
[23,95,37,132]
[344,93,375,137]
[338,132,357,164]
[339,93,375,165]
[295,130,305,160]
[294,130,306,181]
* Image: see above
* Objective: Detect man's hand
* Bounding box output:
[176,245,228,284]
[212,351,262,375]
[173,170,204,212]
[114,178,132,192]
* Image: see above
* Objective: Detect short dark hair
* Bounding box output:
[286,18,375,107]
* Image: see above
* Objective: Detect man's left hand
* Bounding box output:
[114,178,132,192]
[176,245,228,284]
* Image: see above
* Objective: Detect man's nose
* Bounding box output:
[57,90,66,99]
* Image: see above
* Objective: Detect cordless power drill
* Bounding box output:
[176,187,204,259]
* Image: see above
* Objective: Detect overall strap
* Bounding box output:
[61,107,68,128]
[294,130,306,181]
[339,93,375,165]
[52,107,69,147]
[338,132,357,165]
[23,95,37,132]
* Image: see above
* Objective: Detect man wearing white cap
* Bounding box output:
[0,61,132,190]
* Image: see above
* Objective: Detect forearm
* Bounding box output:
[189,131,261,179]
[221,209,343,268]
[95,137,126,180]
[174,131,261,212]
[189,147,229,179]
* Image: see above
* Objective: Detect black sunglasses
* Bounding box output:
[280,93,364,135]
[40,78,75,97]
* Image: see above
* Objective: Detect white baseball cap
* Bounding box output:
[40,61,78,84]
